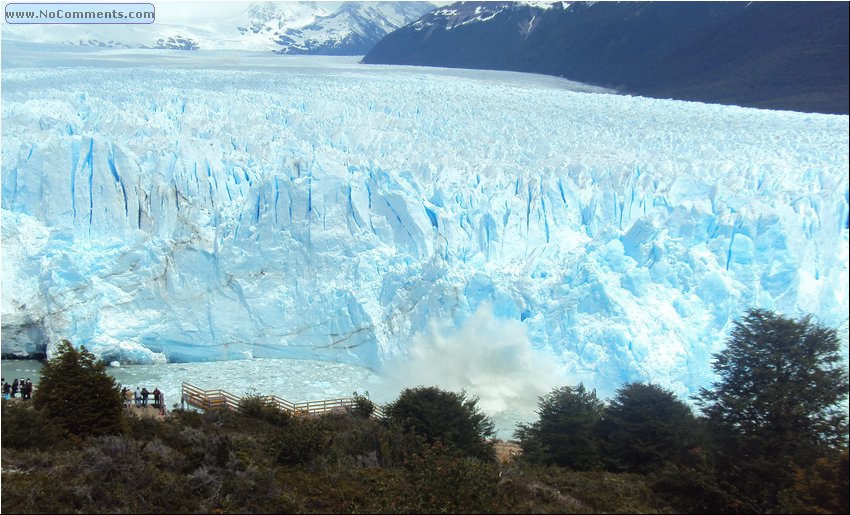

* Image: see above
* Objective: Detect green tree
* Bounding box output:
[33,339,125,437]
[514,383,604,469]
[383,386,495,460]
[596,382,701,473]
[695,309,849,511]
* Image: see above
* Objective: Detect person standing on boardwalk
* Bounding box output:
[153,388,161,409]
[11,378,19,398]
[124,387,133,409]
[141,387,149,407]
[134,387,141,407]
[3,380,10,400]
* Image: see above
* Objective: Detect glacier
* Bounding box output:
[1,49,848,401]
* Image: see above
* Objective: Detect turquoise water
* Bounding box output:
[1,360,43,387]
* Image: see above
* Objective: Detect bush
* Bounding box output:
[651,458,739,514]
[596,382,700,473]
[398,442,502,513]
[384,386,495,461]
[33,339,126,437]
[515,384,603,470]
[269,412,407,469]
[784,449,850,514]
[238,393,292,426]
[348,390,376,418]
[498,464,665,514]
[274,417,334,467]
[176,425,235,469]
[1,399,68,449]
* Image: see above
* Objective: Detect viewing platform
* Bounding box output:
[180,382,383,419]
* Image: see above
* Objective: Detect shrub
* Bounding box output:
[784,449,850,514]
[348,390,376,418]
[1,399,68,449]
[651,459,739,514]
[383,386,495,461]
[515,384,603,470]
[398,441,502,513]
[596,382,700,473]
[33,339,126,437]
[274,417,333,467]
[498,464,665,514]
[176,425,235,469]
[238,393,292,426]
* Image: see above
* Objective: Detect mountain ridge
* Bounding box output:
[1,1,435,54]
[364,1,850,114]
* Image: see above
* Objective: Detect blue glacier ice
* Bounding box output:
[1,50,848,404]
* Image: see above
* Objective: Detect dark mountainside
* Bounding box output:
[363,1,850,114]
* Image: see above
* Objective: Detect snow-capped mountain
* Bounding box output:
[245,1,436,54]
[0,1,435,54]
[407,1,566,32]
[365,1,849,114]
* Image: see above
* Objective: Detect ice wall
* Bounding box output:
[2,57,848,397]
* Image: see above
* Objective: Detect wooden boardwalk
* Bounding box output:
[180,382,383,419]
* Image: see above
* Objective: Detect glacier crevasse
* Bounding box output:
[2,58,848,397]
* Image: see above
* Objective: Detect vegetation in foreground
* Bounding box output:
[2,309,848,513]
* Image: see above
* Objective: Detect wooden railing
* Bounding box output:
[181,382,383,419]
[181,383,242,412]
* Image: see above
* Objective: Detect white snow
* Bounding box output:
[518,1,570,11]
[2,49,848,403]
[0,1,433,52]
[421,1,569,32]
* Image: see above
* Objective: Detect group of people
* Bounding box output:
[2,377,34,400]
[121,386,166,413]
[3,375,167,416]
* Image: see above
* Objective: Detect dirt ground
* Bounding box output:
[125,404,168,420]
[494,440,523,464]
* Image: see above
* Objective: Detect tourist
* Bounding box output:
[22,379,33,400]
[141,387,149,406]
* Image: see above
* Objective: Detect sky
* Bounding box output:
[144,0,455,22]
[2,0,455,27]
[0,0,456,47]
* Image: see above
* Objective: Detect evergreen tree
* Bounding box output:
[33,340,125,437]
[597,382,700,473]
[514,384,604,469]
[384,386,495,460]
[695,309,849,511]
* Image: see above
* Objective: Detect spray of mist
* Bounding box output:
[379,304,562,435]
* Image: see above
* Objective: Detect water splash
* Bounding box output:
[379,304,562,435]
